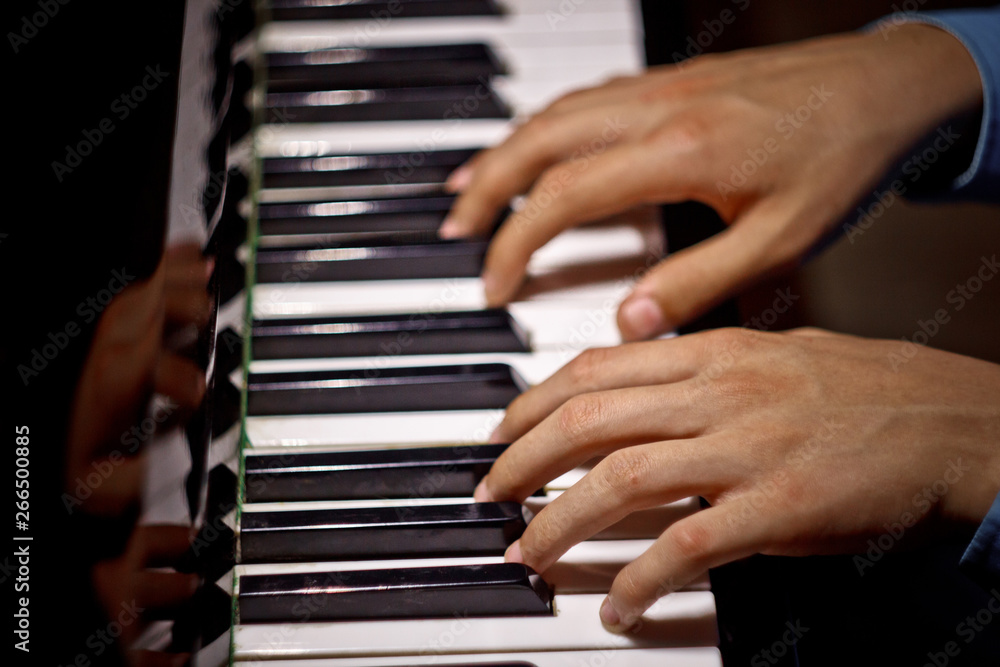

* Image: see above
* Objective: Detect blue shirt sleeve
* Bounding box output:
[887,6,1000,202]
[961,490,1000,587]
[898,6,1000,586]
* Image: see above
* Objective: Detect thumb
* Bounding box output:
[617,215,798,340]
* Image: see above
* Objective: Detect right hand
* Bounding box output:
[440,24,983,340]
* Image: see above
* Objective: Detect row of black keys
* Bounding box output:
[242,444,540,558]
[256,147,502,282]
[264,43,510,122]
[239,444,553,623]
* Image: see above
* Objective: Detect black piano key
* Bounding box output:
[254,232,487,282]
[245,443,509,502]
[212,376,243,437]
[240,501,525,562]
[259,195,456,236]
[265,85,510,123]
[238,563,552,623]
[262,149,477,189]
[251,308,529,360]
[247,362,524,415]
[171,580,234,650]
[267,44,505,92]
[267,0,502,22]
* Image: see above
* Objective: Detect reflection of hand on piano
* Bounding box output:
[476,327,1000,630]
[91,525,199,667]
[441,24,983,340]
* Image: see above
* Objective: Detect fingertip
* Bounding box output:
[473,478,493,503]
[618,295,667,341]
[504,540,523,564]
[444,164,473,192]
[600,595,623,630]
[437,216,464,239]
[481,270,503,305]
[488,424,506,444]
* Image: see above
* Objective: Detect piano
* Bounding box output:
[5,0,793,664]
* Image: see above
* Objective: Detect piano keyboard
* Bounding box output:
[142,1,725,665]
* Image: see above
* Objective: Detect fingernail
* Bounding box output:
[438,217,463,239]
[619,296,665,340]
[204,256,216,280]
[505,540,523,564]
[600,596,622,628]
[473,478,492,502]
[445,165,473,192]
[488,426,505,444]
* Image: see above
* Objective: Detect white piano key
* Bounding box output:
[232,591,718,660]
[246,408,504,447]
[258,12,642,54]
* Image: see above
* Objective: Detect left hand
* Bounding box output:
[473,328,1000,630]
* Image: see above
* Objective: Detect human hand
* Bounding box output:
[441,25,982,339]
[474,328,1000,630]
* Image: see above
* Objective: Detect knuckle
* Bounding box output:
[599,448,653,500]
[533,165,574,196]
[706,326,758,350]
[521,514,557,563]
[603,74,636,87]
[613,562,647,605]
[546,91,583,114]
[669,519,715,564]
[566,347,612,391]
[520,113,558,144]
[556,394,606,447]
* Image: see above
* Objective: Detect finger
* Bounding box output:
[443,152,485,193]
[617,204,808,340]
[134,571,201,612]
[164,247,212,288]
[541,74,662,115]
[491,340,707,444]
[601,502,767,630]
[480,140,699,306]
[479,382,712,504]
[442,76,664,195]
[154,352,206,412]
[439,104,638,239]
[130,525,196,567]
[66,456,146,517]
[505,438,732,572]
[164,284,212,327]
